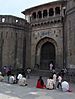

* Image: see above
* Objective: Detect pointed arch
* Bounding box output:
[35,37,57,70]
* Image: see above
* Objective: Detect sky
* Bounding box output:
[0,0,57,18]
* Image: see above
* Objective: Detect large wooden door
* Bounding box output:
[40,42,55,70]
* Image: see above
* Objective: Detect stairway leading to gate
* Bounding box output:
[30,69,53,77]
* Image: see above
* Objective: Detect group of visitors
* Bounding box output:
[0,67,72,92]
[36,73,57,90]
[0,70,28,86]
[36,72,71,92]
[8,72,27,86]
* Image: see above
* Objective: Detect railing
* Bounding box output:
[31,15,63,24]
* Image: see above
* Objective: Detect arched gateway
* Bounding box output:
[35,37,57,70]
[40,42,55,70]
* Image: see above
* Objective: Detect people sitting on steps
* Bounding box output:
[61,79,72,92]
[18,75,27,86]
[9,74,16,84]
[36,76,46,89]
[46,76,54,90]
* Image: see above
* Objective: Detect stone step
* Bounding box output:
[30,69,53,77]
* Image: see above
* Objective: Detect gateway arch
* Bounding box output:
[35,37,57,70]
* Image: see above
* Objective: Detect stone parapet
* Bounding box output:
[31,15,63,26]
[0,15,30,70]
[0,15,27,27]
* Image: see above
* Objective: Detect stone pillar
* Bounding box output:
[54,8,55,17]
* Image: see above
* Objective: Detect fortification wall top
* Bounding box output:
[0,15,28,27]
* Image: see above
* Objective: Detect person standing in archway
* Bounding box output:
[49,62,53,71]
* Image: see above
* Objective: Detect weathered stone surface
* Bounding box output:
[0,0,75,75]
[0,15,29,70]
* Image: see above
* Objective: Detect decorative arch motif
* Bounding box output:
[35,37,57,70]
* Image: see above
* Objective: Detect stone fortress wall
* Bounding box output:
[0,0,75,80]
[0,15,29,69]
[64,0,75,75]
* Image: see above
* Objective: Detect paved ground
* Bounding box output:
[0,76,75,99]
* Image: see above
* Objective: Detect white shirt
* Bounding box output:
[17,74,23,80]
[9,76,15,83]
[58,76,62,82]
[18,77,27,86]
[61,81,69,92]
[50,63,53,70]
[53,74,57,84]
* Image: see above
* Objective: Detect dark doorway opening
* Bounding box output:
[40,42,55,70]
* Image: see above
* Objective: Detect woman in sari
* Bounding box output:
[36,76,46,89]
